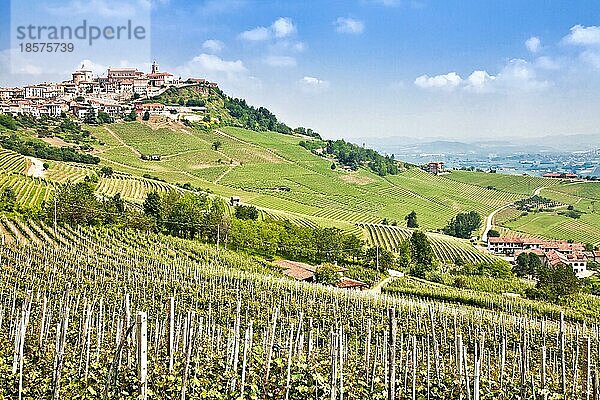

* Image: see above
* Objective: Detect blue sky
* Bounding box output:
[2,0,600,140]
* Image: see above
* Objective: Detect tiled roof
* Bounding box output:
[337,277,368,289]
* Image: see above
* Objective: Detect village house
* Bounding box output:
[0,88,22,101]
[24,85,46,99]
[489,236,592,277]
[136,102,165,116]
[544,250,588,276]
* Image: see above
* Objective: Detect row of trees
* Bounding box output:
[43,181,144,227]
[224,97,292,134]
[515,252,581,301]
[299,139,399,176]
[1,134,100,164]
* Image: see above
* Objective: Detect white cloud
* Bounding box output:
[239,26,270,41]
[415,59,549,93]
[75,59,108,76]
[495,58,550,91]
[535,56,560,70]
[264,55,297,67]
[335,17,365,34]
[525,36,541,53]
[580,50,600,69]
[465,70,496,92]
[272,17,296,38]
[202,39,225,53]
[563,25,600,46]
[174,53,247,81]
[414,72,462,89]
[239,17,297,42]
[299,76,330,92]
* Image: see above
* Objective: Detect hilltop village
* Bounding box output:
[0,61,215,121]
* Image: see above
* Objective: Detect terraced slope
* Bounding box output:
[358,223,501,264]
[87,122,529,231]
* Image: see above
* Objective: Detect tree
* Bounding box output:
[365,246,396,271]
[330,162,336,170]
[514,252,542,278]
[410,231,435,267]
[43,162,50,170]
[212,140,222,151]
[0,114,17,130]
[235,204,259,220]
[99,166,114,178]
[396,240,411,270]
[142,111,150,121]
[487,229,500,238]
[97,111,113,124]
[123,110,137,122]
[143,191,162,227]
[529,263,581,302]
[46,182,103,225]
[0,187,17,212]
[443,211,482,238]
[314,263,341,286]
[343,234,364,262]
[405,211,418,228]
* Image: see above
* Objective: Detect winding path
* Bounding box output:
[482,185,547,242]
[368,269,404,295]
[104,127,142,157]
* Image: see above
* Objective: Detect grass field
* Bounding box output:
[493,181,600,244]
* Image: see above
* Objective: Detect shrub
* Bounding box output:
[314,263,341,286]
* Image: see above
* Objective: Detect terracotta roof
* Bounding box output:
[515,249,545,257]
[274,259,347,281]
[488,237,523,244]
[337,277,368,289]
[140,104,165,110]
[147,72,173,77]
[274,260,316,281]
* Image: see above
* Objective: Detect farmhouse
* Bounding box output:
[273,259,368,290]
[427,162,444,175]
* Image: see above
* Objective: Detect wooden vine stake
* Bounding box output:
[136,311,148,400]
[168,297,175,373]
[388,307,396,400]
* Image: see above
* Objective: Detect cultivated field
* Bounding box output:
[358,223,502,264]
[0,216,597,399]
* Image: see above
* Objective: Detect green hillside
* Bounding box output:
[87,122,527,230]
[3,115,600,246]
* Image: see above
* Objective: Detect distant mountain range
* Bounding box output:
[356,133,600,156]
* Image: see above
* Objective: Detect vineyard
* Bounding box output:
[82,123,532,230]
[358,223,502,264]
[96,174,175,203]
[0,218,598,399]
